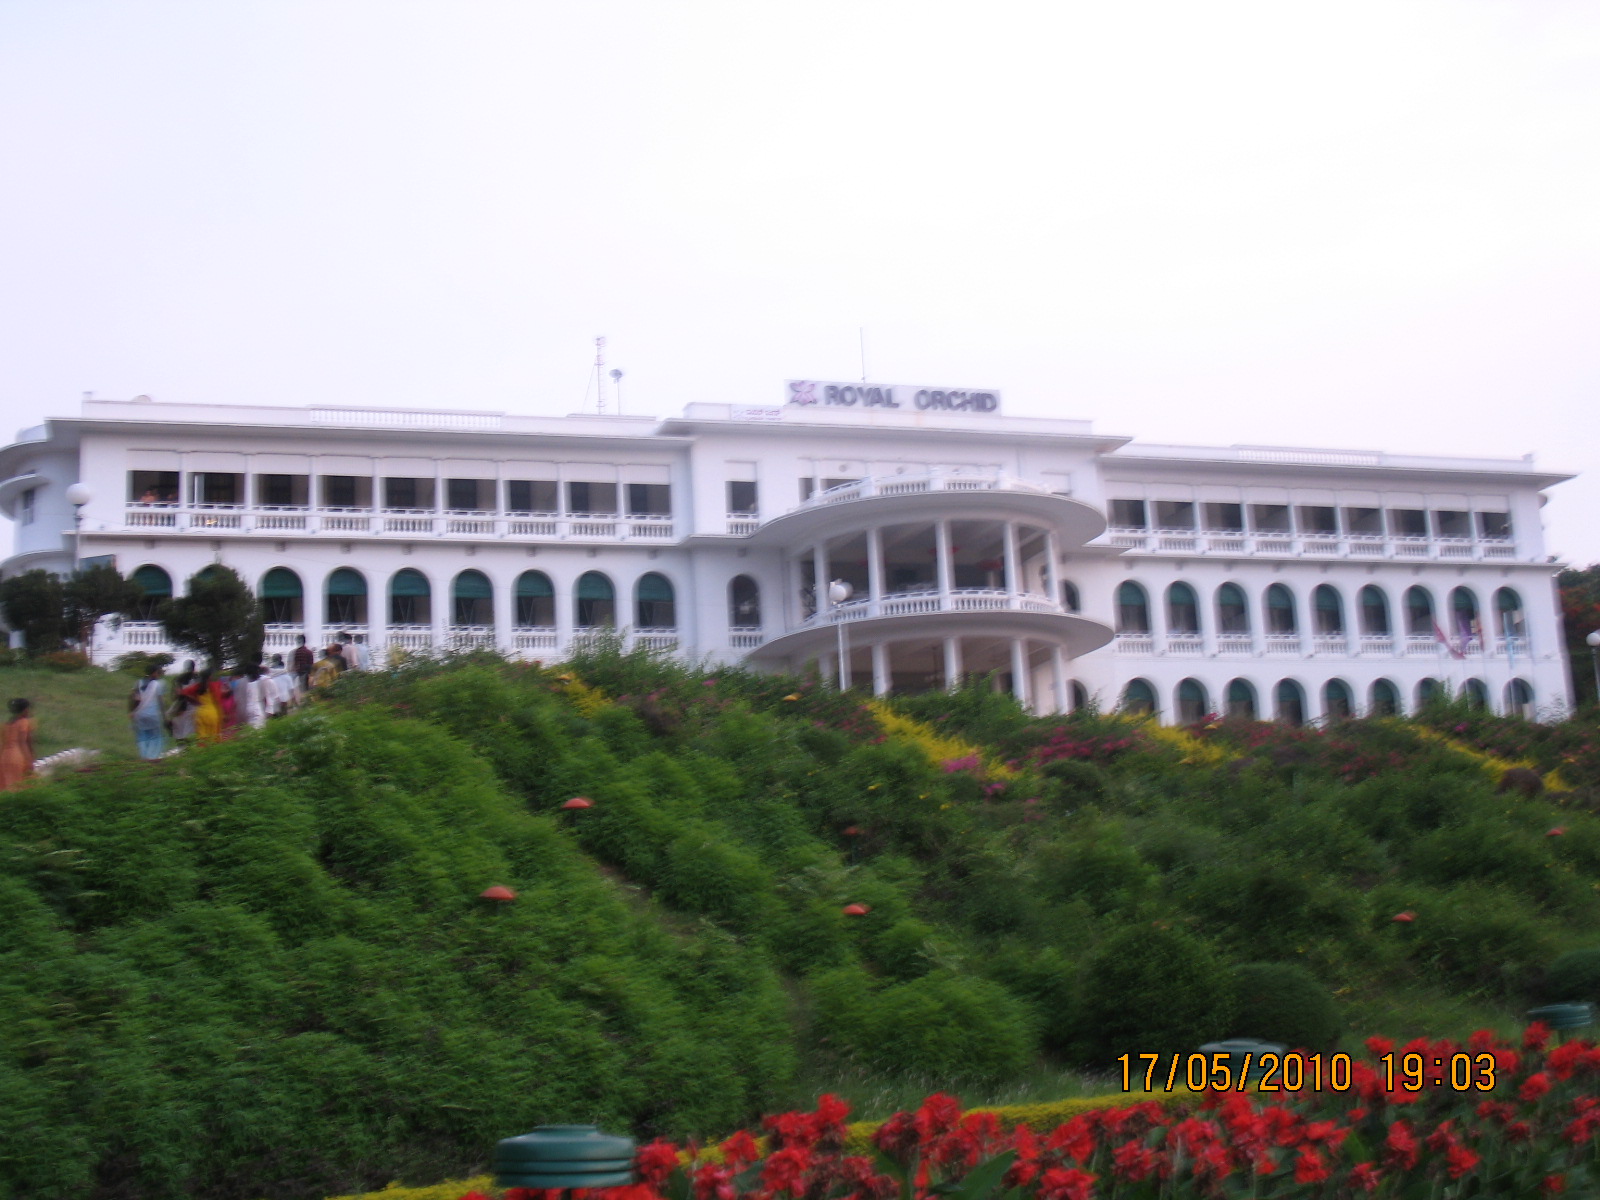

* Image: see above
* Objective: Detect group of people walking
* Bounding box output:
[0,633,376,792]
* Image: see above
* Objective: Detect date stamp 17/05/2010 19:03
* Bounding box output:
[1118,1051,1500,1094]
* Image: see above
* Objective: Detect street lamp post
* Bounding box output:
[63,483,93,657]
[828,580,853,689]
[1587,630,1600,707]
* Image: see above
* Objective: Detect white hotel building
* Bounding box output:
[0,386,1574,722]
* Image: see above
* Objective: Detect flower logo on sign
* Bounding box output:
[789,381,818,406]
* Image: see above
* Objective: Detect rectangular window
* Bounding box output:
[1477,511,1512,539]
[1342,506,1383,535]
[257,474,308,506]
[446,478,491,511]
[566,481,618,514]
[1296,505,1339,534]
[727,480,758,515]
[384,477,434,510]
[1249,504,1291,533]
[1201,502,1244,532]
[1109,499,1148,529]
[321,475,369,508]
[1432,510,1471,538]
[506,480,558,512]
[129,470,181,504]
[626,483,672,516]
[195,473,241,505]
[1152,500,1195,529]
[1387,508,1428,536]
[19,488,34,525]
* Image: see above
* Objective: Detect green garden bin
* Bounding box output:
[1527,1003,1594,1033]
[1198,1039,1287,1089]
[493,1124,636,1190]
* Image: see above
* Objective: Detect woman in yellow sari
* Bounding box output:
[192,671,224,746]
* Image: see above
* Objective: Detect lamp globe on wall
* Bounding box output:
[64,482,93,507]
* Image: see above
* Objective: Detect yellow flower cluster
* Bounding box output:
[1142,722,1236,767]
[561,678,613,718]
[866,701,1018,780]
[322,1175,496,1200]
[1411,726,1570,793]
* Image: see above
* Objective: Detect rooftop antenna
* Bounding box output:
[594,336,608,415]
[609,368,624,416]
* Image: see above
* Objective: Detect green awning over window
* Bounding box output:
[1452,588,1477,613]
[390,569,430,597]
[327,568,367,596]
[1168,583,1197,606]
[576,572,613,600]
[1496,588,1521,611]
[132,565,172,596]
[1267,586,1293,609]
[1116,582,1145,605]
[453,570,492,600]
[516,571,553,598]
[260,568,303,599]
[1315,587,1341,611]
[636,573,673,601]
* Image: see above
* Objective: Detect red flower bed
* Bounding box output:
[468,1026,1600,1198]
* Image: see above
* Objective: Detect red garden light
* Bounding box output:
[479,885,517,902]
[841,903,870,916]
[1391,910,1416,923]
[1547,827,1567,837]
[561,797,594,810]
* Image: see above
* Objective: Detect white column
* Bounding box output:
[1002,521,1020,600]
[1010,637,1031,709]
[1043,530,1062,607]
[493,574,512,656]
[430,574,449,653]
[867,526,885,615]
[837,622,853,690]
[818,652,836,686]
[812,543,827,619]
[305,576,325,656]
[872,642,891,696]
[935,520,954,601]
[1051,645,1068,713]
[943,636,962,691]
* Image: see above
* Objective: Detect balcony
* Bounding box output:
[1103,527,1519,562]
[118,503,675,543]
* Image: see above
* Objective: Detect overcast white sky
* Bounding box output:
[3,1,1597,564]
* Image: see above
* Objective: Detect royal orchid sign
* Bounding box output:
[784,380,1001,414]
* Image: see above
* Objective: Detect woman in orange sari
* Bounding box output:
[1,698,35,791]
[192,671,224,746]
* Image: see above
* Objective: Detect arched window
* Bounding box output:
[1175,678,1209,724]
[1404,586,1434,636]
[1323,678,1353,721]
[1313,585,1345,635]
[1452,587,1480,644]
[389,569,431,625]
[130,564,172,621]
[1463,677,1488,709]
[1265,584,1297,634]
[325,568,368,625]
[1061,580,1081,613]
[1069,680,1089,711]
[452,569,493,626]
[1275,679,1305,725]
[1505,678,1534,719]
[1116,582,1150,634]
[1120,678,1157,716]
[635,573,676,628]
[575,572,615,627]
[1216,583,1249,633]
[729,575,761,627]
[1226,678,1257,719]
[1417,677,1441,708]
[1495,587,1526,640]
[260,567,304,624]
[1370,678,1401,716]
[515,571,554,627]
[1359,585,1390,636]
[1167,582,1200,635]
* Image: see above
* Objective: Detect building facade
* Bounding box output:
[0,387,1574,721]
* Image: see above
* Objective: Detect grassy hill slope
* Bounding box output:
[5,647,1600,1199]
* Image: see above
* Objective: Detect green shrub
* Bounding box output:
[869,916,941,980]
[37,649,90,672]
[113,650,176,676]
[1035,825,1155,915]
[1543,948,1600,1003]
[1079,924,1235,1062]
[987,944,1080,1055]
[1406,887,1555,997]
[1228,962,1341,1051]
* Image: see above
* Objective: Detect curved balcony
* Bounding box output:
[744,587,1114,665]
[746,469,1106,548]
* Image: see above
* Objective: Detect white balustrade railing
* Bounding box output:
[118,504,676,542]
[1105,527,1521,561]
[795,469,1058,514]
